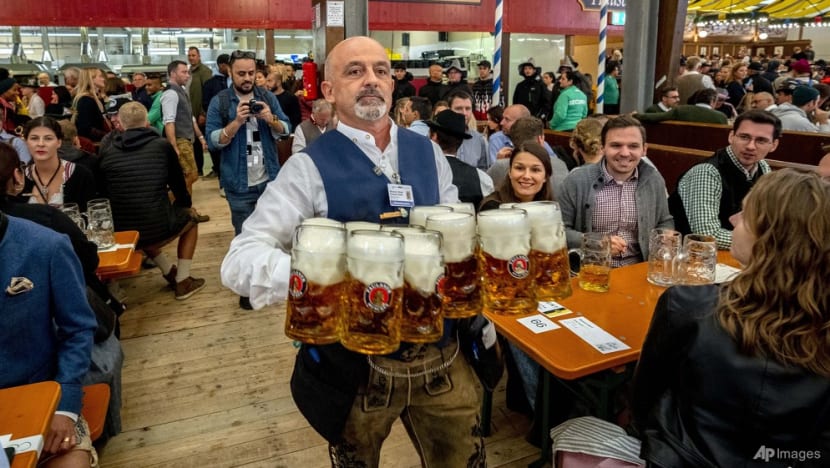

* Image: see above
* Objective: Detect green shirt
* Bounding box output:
[550,86,588,131]
[604,76,619,105]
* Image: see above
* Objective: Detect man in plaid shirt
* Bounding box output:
[560,116,674,267]
[669,110,780,249]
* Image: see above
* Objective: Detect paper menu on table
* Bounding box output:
[559,316,631,354]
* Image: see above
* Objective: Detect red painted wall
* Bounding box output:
[0,0,618,35]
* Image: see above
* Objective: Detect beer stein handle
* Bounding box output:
[672,251,688,284]
[567,248,582,276]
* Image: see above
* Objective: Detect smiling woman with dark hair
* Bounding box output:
[633,169,830,467]
[479,141,553,211]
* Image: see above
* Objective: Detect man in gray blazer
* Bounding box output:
[559,116,673,267]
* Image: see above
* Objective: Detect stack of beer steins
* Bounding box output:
[647,229,718,287]
[283,202,580,353]
[61,198,116,250]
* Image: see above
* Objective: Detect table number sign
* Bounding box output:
[516,315,561,334]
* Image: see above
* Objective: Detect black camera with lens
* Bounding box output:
[248,99,265,113]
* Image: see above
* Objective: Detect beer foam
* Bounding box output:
[426,213,476,263]
[294,225,346,254]
[348,257,404,287]
[347,232,405,287]
[438,202,475,215]
[531,224,567,253]
[513,201,563,228]
[291,250,346,285]
[478,209,531,260]
[345,222,381,232]
[404,255,444,293]
[410,205,452,227]
[302,217,344,228]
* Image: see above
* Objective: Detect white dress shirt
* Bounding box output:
[220,120,459,309]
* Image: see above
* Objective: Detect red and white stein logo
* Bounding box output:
[288,269,307,299]
[508,255,530,279]
[364,282,393,312]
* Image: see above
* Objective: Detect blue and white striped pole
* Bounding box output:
[597,0,607,113]
[492,0,503,107]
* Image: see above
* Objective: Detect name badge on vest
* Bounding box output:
[388,184,415,208]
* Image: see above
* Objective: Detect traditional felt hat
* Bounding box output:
[426,110,472,139]
[445,59,465,74]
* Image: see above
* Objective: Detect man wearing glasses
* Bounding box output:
[669,110,781,249]
[644,86,680,113]
[206,50,290,309]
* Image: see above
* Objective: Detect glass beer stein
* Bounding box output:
[573,233,612,292]
[425,212,481,318]
[285,224,347,344]
[342,230,405,354]
[673,234,717,285]
[410,205,452,227]
[477,208,536,315]
[646,228,682,287]
[515,201,573,301]
[391,228,445,343]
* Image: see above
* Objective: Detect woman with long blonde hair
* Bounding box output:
[72,67,110,142]
[633,169,830,467]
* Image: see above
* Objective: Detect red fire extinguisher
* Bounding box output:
[302,59,318,101]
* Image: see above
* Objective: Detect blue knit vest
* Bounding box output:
[305,128,440,222]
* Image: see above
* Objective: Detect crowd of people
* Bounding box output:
[1,36,829,468]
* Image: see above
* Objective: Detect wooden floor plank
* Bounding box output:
[98,177,538,467]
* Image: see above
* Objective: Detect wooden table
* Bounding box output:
[97,231,141,281]
[485,251,739,466]
[0,381,61,468]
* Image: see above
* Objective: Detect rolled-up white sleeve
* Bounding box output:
[220,153,327,309]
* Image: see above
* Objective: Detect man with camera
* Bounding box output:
[206,50,290,309]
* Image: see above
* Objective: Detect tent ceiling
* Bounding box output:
[688,0,830,19]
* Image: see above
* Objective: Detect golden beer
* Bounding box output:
[478,250,536,315]
[402,282,443,343]
[578,264,611,292]
[341,279,404,354]
[531,248,573,300]
[393,229,445,343]
[425,212,481,318]
[285,224,348,344]
[441,255,481,318]
[285,276,346,344]
[342,230,406,354]
[477,209,534,315]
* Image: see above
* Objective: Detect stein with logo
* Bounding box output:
[477,208,535,315]
[342,230,406,354]
[285,224,348,344]
[573,232,612,292]
[392,228,445,343]
[515,201,572,301]
[425,212,480,318]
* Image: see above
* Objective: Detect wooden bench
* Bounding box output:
[81,383,110,442]
[638,120,828,166]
